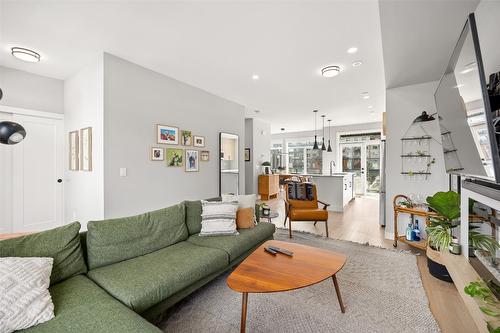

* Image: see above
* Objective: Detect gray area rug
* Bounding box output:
[159,229,440,333]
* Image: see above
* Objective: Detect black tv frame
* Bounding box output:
[435,13,500,184]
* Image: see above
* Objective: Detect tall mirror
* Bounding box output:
[219,132,239,196]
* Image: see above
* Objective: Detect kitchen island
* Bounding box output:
[310,173,355,212]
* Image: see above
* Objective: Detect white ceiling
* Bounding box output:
[379,0,479,89]
[0,0,386,133]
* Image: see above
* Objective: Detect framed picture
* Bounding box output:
[151,147,164,161]
[245,148,251,162]
[69,131,79,171]
[157,125,179,145]
[181,130,192,146]
[166,148,184,167]
[193,135,205,147]
[185,150,199,172]
[200,150,209,161]
[80,127,92,171]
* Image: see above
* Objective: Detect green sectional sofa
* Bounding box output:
[0,200,275,332]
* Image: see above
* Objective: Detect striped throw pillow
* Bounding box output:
[199,200,239,236]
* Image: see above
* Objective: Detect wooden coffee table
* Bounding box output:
[227,240,347,332]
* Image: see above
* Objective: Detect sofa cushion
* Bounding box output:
[0,257,54,333]
[19,275,161,333]
[86,203,188,270]
[184,200,203,235]
[187,222,275,262]
[87,241,228,313]
[0,222,87,285]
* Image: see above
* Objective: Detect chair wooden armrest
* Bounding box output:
[317,200,330,210]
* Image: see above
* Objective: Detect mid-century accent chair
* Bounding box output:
[284,183,330,238]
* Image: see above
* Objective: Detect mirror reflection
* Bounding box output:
[219,132,239,195]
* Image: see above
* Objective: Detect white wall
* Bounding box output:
[0,66,64,113]
[103,54,245,218]
[64,56,104,229]
[385,81,448,238]
[244,118,254,194]
[245,118,271,194]
[475,0,500,80]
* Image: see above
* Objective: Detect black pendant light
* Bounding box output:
[327,119,332,152]
[313,110,319,150]
[0,121,26,145]
[0,89,27,145]
[321,115,326,150]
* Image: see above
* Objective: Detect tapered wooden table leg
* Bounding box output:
[332,275,345,313]
[240,292,248,333]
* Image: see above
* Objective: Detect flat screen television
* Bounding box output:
[435,13,500,183]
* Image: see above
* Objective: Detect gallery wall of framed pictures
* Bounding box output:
[153,124,209,172]
[69,127,93,171]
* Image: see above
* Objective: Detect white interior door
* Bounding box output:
[0,112,13,233]
[12,114,64,232]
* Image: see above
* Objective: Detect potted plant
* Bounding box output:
[261,161,271,175]
[425,191,460,282]
[425,191,500,281]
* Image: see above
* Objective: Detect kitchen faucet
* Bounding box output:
[330,160,336,175]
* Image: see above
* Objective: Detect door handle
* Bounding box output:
[57,179,62,183]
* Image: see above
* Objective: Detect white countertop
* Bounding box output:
[303,173,354,178]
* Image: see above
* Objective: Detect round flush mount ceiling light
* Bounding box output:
[321,65,341,78]
[11,47,40,63]
[352,61,363,67]
[252,74,259,80]
[347,47,358,54]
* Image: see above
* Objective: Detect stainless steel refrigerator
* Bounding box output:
[379,139,386,226]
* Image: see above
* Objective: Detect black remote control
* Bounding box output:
[268,246,294,256]
[264,247,277,255]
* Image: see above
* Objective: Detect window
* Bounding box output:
[286,138,322,174]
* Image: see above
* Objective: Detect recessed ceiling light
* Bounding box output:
[252,74,259,80]
[352,61,363,67]
[368,105,374,109]
[11,47,40,62]
[360,92,370,99]
[347,47,358,54]
[363,95,370,99]
[321,65,341,78]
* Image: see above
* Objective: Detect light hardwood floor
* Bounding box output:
[264,194,478,333]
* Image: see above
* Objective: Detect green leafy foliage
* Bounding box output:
[426,191,461,220]
[426,224,452,251]
[465,280,500,332]
[470,230,500,257]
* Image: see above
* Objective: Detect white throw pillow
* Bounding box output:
[199,200,239,236]
[221,194,257,222]
[0,257,55,333]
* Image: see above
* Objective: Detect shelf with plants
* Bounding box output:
[401,119,435,180]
